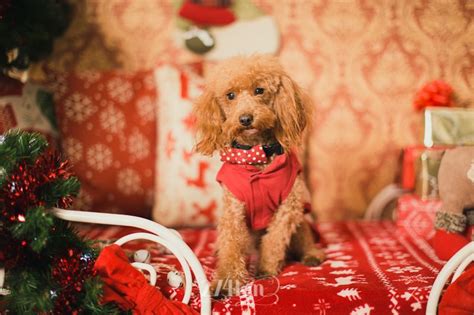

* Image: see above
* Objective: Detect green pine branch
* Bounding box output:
[40,177,80,208]
[10,206,54,253]
[4,268,54,314]
[1,130,126,314]
[82,277,123,315]
[0,129,48,186]
[44,219,93,259]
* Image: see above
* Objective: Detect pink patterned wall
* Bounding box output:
[38,0,474,221]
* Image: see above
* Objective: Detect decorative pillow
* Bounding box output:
[152,64,222,227]
[53,70,156,217]
[0,75,57,141]
[395,194,442,240]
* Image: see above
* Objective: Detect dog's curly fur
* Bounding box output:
[193,55,325,296]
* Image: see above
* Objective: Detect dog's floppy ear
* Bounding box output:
[193,90,224,155]
[273,74,313,151]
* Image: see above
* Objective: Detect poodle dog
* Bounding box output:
[193,54,325,296]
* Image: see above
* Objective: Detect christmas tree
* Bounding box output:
[0,130,122,314]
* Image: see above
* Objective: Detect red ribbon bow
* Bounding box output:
[220,145,268,165]
[94,244,197,315]
[413,80,454,111]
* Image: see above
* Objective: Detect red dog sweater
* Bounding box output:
[217,144,301,230]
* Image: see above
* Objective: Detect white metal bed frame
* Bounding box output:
[365,184,474,314]
[0,208,211,315]
[426,241,474,314]
[364,183,407,221]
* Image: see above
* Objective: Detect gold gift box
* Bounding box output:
[424,107,474,147]
[415,149,445,200]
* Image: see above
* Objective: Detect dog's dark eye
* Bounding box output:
[226,92,235,100]
[254,87,264,95]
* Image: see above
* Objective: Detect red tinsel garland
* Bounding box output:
[0,228,28,269]
[0,149,83,312]
[0,131,117,314]
[0,150,74,224]
[51,248,97,314]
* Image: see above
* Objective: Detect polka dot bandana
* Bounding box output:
[220,145,269,165]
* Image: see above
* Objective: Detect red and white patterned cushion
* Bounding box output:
[53,70,156,217]
[79,221,444,314]
[396,194,442,240]
[152,64,222,226]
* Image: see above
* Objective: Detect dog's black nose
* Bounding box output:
[239,114,253,127]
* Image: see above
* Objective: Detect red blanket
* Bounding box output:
[79,221,444,314]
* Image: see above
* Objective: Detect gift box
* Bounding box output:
[415,148,446,200]
[424,107,474,147]
[400,145,449,191]
[396,194,442,240]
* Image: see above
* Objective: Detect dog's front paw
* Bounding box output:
[210,274,249,297]
[256,268,279,278]
[302,248,326,266]
[257,260,282,277]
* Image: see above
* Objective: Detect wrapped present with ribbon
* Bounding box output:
[424,107,474,147]
[414,148,446,200]
[400,145,450,191]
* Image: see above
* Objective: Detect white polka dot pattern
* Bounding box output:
[220,145,268,165]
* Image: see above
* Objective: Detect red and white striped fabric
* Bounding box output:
[79,221,444,314]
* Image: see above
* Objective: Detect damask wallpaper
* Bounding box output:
[37,0,474,221]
